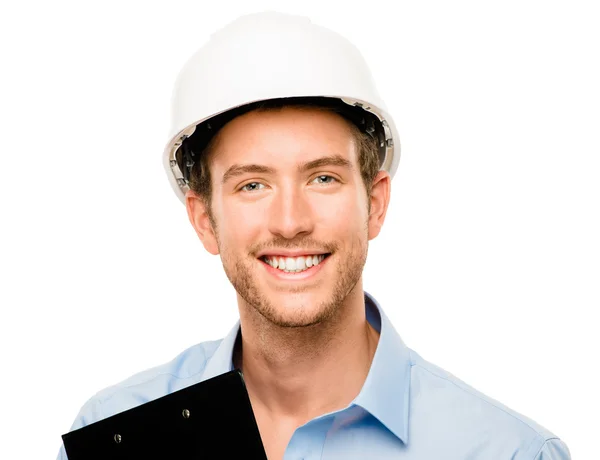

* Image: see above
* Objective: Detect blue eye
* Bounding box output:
[313,175,337,184]
[240,182,265,192]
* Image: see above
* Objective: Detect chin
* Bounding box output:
[258,291,337,328]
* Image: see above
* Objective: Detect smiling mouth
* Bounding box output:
[259,253,331,273]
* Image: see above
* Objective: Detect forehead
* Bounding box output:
[208,106,358,170]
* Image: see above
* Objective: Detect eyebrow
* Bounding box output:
[221,155,354,185]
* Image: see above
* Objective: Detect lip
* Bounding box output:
[259,254,330,281]
[256,249,330,258]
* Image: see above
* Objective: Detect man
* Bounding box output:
[57,11,570,459]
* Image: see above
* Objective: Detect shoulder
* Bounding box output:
[406,349,570,459]
[71,338,223,429]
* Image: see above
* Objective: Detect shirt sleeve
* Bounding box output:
[55,396,104,460]
[534,438,571,460]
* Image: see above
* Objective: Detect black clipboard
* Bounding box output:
[62,370,268,459]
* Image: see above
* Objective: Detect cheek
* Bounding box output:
[220,204,264,243]
[314,191,368,226]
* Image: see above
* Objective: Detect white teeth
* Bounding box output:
[264,254,327,272]
[296,256,306,270]
[285,257,296,271]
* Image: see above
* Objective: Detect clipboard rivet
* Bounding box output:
[182,409,191,419]
[114,434,122,444]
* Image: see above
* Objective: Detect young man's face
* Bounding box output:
[187,106,390,327]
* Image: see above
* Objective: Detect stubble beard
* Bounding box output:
[219,233,368,328]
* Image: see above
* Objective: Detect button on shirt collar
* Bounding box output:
[200,291,411,446]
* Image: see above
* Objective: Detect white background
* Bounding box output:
[0,1,597,458]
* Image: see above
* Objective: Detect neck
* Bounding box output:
[233,283,380,425]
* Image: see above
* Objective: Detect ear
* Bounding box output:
[185,190,220,255]
[367,170,391,240]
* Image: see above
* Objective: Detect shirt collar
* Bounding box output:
[200,291,411,445]
[200,318,240,381]
[352,291,411,445]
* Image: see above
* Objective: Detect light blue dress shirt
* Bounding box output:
[57,292,570,459]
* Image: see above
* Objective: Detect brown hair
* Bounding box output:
[188,100,381,217]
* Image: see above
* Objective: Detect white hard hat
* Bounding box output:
[163,11,400,204]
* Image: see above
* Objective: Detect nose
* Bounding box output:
[267,184,314,239]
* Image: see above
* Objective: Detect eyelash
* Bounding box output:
[239,175,338,192]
